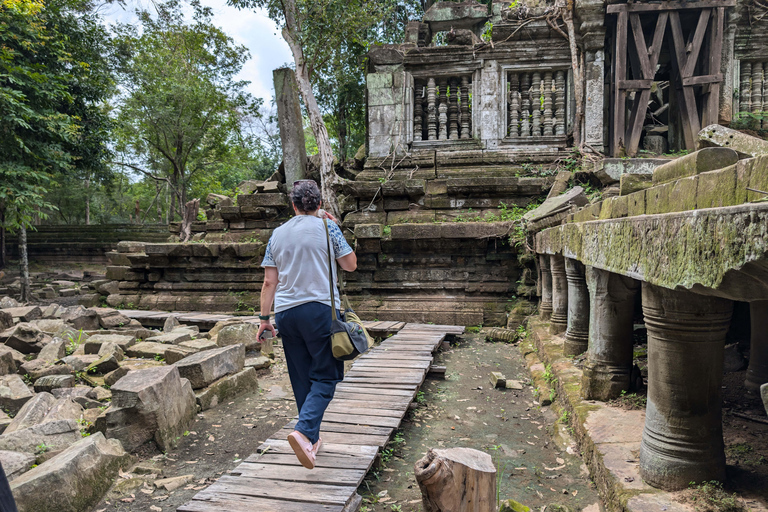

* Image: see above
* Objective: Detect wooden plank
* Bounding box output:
[257,439,378,457]
[629,14,651,78]
[607,0,734,13]
[649,12,669,71]
[320,412,403,428]
[345,368,425,377]
[682,73,722,86]
[334,384,415,397]
[179,495,344,512]
[352,361,432,370]
[669,10,700,149]
[704,7,724,126]
[613,9,628,155]
[617,79,653,90]
[195,477,356,505]
[325,404,407,419]
[683,9,712,78]
[274,425,393,446]
[245,452,374,470]
[230,462,367,486]
[280,419,395,437]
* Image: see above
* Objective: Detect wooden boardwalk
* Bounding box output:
[176,322,464,512]
[120,309,407,338]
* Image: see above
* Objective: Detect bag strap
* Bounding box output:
[323,219,338,321]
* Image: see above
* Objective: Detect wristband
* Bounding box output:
[258,315,270,321]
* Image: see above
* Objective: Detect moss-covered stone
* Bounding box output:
[619,174,653,196]
[626,190,645,217]
[696,165,739,209]
[500,498,531,512]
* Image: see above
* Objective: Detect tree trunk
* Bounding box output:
[563,0,584,150]
[414,447,497,512]
[338,95,348,164]
[156,181,163,223]
[180,199,199,242]
[85,176,90,225]
[0,206,5,270]
[281,0,343,219]
[19,225,29,303]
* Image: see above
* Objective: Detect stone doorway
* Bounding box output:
[608,1,734,157]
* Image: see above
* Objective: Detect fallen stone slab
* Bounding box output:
[0,419,80,454]
[179,339,217,351]
[87,353,120,375]
[125,342,170,359]
[163,316,180,332]
[0,323,48,354]
[145,331,192,345]
[60,355,98,372]
[164,346,200,365]
[40,304,62,320]
[104,367,129,387]
[244,355,272,370]
[34,375,75,394]
[216,323,261,352]
[0,375,34,414]
[29,319,68,336]
[175,344,245,389]
[0,450,35,481]
[489,371,506,388]
[94,308,132,329]
[87,387,111,402]
[97,342,124,362]
[73,396,102,410]
[10,432,130,512]
[60,306,99,331]
[195,367,259,411]
[0,298,19,309]
[42,398,83,424]
[0,346,24,373]
[19,360,73,381]
[523,186,589,223]
[505,380,524,390]
[51,386,91,400]
[5,393,57,434]
[84,334,136,354]
[2,307,41,323]
[652,147,738,185]
[0,351,16,377]
[0,311,12,331]
[699,123,768,157]
[105,366,196,451]
[37,338,67,363]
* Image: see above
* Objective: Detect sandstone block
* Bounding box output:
[619,174,653,196]
[59,355,98,372]
[523,186,588,223]
[652,147,738,185]
[104,367,129,387]
[244,356,272,370]
[87,387,112,402]
[237,193,288,208]
[0,351,16,376]
[0,450,35,481]
[20,360,72,381]
[51,386,90,400]
[354,224,384,239]
[0,375,34,414]
[0,419,80,454]
[106,366,196,451]
[163,316,181,332]
[390,223,441,239]
[489,371,506,388]
[0,311,12,331]
[179,339,217,351]
[10,432,130,512]
[95,308,132,329]
[164,346,199,365]
[125,342,169,359]
[0,323,47,354]
[0,298,19,309]
[84,334,136,353]
[37,338,67,363]
[42,398,83,425]
[216,323,261,352]
[696,165,743,209]
[2,307,41,323]
[174,344,245,389]
[5,393,57,434]
[699,123,768,157]
[145,331,193,345]
[195,367,258,411]
[97,342,124,362]
[34,375,75,394]
[87,354,120,375]
[77,294,100,308]
[60,306,99,331]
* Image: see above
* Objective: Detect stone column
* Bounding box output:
[640,283,733,491]
[745,300,768,392]
[564,259,590,356]
[550,255,568,334]
[584,49,605,152]
[539,254,553,320]
[273,68,307,184]
[581,268,640,400]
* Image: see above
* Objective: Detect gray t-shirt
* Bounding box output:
[261,215,353,313]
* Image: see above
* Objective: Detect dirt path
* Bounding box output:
[356,333,601,512]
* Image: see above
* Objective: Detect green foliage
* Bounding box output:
[609,389,648,410]
[686,481,747,512]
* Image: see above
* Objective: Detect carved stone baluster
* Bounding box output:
[739,62,751,116]
[460,75,471,139]
[751,63,763,116]
[762,62,768,129]
[543,72,554,136]
[438,78,448,140]
[449,79,459,140]
[508,73,519,137]
[555,70,566,136]
[427,77,437,141]
[531,72,542,136]
[520,73,531,137]
[414,82,424,142]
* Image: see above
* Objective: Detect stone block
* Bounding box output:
[0,451,35,481]
[652,147,738,185]
[174,344,245,389]
[10,432,130,512]
[60,306,99,331]
[145,331,192,345]
[84,334,136,354]
[216,323,261,352]
[163,316,180,333]
[34,375,75,394]
[244,356,272,370]
[97,342,124,362]
[489,371,506,388]
[342,211,387,230]
[2,307,41,323]
[523,186,589,223]
[51,386,90,401]
[237,193,288,208]
[195,367,259,411]
[598,196,629,220]
[164,346,199,365]
[355,239,381,254]
[87,354,120,375]
[696,165,742,209]
[626,190,646,217]
[0,351,16,376]
[36,337,66,365]
[179,339,218,351]
[387,210,436,225]
[440,222,512,239]
[106,366,196,451]
[619,174,653,196]
[41,398,83,424]
[0,419,80,454]
[0,311,11,332]
[0,323,47,354]
[354,224,384,239]
[699,123,768,157]
[20,359,72,381]
[104,367,129,387]
[105,266,129,281]
[87,387,112,402]
[125,342,169,359]
[95,309,132,329]
[59,355,97,372]
[574,202,602,223]
[0,375,33,416]
[5,393,57,434]
[390,223,441,239]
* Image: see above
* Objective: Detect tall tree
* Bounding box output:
[228,0,410,217]
[0,0,113,295]
[112,0,261,221]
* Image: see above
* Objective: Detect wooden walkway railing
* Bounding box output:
[176,322,464,512]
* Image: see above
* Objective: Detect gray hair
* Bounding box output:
[290,180,321,212]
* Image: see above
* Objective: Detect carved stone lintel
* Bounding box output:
[640,283,733,491]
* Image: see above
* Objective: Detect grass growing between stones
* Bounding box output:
[607,390,647,410]
[682,481,748,512]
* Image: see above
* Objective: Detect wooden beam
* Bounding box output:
[607,0,735,13]
[649,12,669,71]
[668,10,700,150]
[682,73,723,86]
[619,79,654,90]
[682,9,712,78]
[703,7,724,126]
[630,14,653,79]
[625,88,653,156]
[612,9,628,156]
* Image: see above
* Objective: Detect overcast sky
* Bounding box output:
[100,0,293,104]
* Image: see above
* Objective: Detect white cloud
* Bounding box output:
[100,0,293,103]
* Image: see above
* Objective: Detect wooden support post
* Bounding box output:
[415,447,496,512]
[612,8,628,156]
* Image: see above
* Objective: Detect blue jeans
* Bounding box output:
[276,302,343,444]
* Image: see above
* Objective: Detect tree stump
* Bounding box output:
[414,447,496,512]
